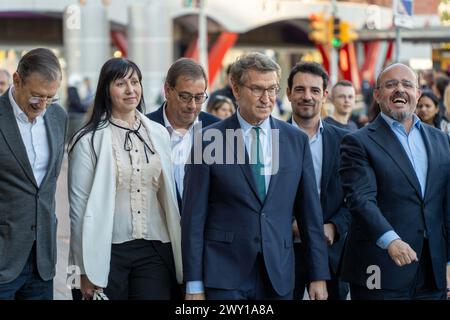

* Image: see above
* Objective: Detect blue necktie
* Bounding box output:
[251,127,266,201]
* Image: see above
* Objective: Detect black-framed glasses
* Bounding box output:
[172,88,208,104]
[242,84,280,98]
[377,80,417,90]
[28,95,60,105]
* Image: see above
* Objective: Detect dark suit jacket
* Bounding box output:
[339,115,450,290]
[146,103,220,209]
[0,91,67,283]
[181,113,330,296]
[288,118,351,274]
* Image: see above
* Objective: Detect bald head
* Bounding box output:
[376,63,418,89]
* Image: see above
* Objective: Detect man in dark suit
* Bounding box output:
[286,62,350,300]
[0,48,67,299]
[146,58,219,209]
[182,52,329,300]
[340,63,450,300]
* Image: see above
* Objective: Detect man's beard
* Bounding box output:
[387,108,414,123]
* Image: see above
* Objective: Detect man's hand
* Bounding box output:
[387,239,418,266]
[308,280,328,300]
[446,264,450,299]
[292,219,300,239]
[185,293,206,300]
[324,223,336,246]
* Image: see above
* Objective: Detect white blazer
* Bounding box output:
[68,112,182,287]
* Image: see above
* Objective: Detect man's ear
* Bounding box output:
[12,72,21,88]
[231,82,240,100]
[163,82,170,100]
[286,87,292,102]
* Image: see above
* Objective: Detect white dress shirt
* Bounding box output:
[163,105,199,197]
[236,108,273,189]
[9,86,49,187]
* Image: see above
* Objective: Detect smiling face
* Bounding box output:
[286,72,328,122]
[12,71,61,122]
[374,64,421,124]
[109,69,142,117]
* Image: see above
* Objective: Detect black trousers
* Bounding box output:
[73,239,177,300]
[350,239,446,300]
[103,239,177,300]
[293,242,349,300]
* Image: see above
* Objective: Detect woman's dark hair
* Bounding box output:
[68,58,145,161]
[418,89,441,128]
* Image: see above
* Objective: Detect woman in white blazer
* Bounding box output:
[68,58,182,299]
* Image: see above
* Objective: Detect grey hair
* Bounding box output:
[229,52,281,87]
[16,48,61,83]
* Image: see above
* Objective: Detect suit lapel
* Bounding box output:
[0,95,37,187]
[368,116,422,198]
[421,125,436,200]
[320,124,338,203]
[263,117,283,203]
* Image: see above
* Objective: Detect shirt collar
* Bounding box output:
[380,112,421,131]
[9,85,46,123]
[291,117,324,137]
[163,102,199,135]
[236,107,271,136]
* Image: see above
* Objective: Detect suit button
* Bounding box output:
[254,237,260,243]
[30,225,36,231]
[261,213,266,218]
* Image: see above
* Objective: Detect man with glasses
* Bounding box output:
[340,63,450,299]
[0,48,67,299]
[146,58,219,212]
[182,52,329,300]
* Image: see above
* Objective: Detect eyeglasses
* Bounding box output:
[242,84,280,98]
[378,80,417,90]
[28,96,59,105]
[172,88,208,105]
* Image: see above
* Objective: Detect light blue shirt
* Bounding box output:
[186,110,273,295]
[291,118,324,196]
[377,113,428,249]
[8,86,49,187]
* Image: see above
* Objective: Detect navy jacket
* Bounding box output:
[182,113,330,295]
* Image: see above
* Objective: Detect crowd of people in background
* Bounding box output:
[0,48,449,301]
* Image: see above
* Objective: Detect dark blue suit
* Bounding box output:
[287,118,351,299]
[146,103,220,210]
[182,113,330,298]
[340,115,450,297]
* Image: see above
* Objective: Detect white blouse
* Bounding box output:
[110,116,170,244]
